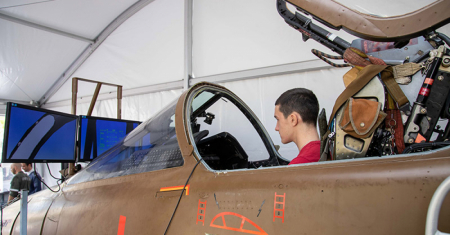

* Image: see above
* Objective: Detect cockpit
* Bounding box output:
[68,83,288,185]
[68,98,183,184]
[186,85,287,171]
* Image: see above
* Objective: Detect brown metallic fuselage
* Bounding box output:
[3,82,450,235]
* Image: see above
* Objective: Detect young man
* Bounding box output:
[8,163,31,202]
[22,163,42,195]
[274,88,320,165]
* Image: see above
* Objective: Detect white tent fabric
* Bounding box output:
[48,0,185,103]
[1,0,450,188]
[0,0,142,113]
[0,0,139,39]
[0,19,88,102]
[192,0,355,77]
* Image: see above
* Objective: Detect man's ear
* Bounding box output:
[290,112,303,127]
[290,113,299,126]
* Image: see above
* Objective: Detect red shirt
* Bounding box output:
[288,141,321,165]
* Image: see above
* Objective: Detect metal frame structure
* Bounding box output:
[0,13,94,44]
[66,77,123,175]
[184,0,193,91]
[70,77,123,118]
[426,176,450,235]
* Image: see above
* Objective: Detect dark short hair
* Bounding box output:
[275,88,319,126]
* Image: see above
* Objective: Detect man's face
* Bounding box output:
[10,165,16,175]
[274,105,293,144]
[21,163,31,172]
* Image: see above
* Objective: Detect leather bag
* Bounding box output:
[338,98,387,139]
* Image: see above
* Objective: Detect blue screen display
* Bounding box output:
[2,103,77,163]
[78,116,140,161]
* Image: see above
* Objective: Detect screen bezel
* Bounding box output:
[2,102,78,163]
[77,115,141,162]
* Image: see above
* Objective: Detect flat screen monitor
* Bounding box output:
[2,102,78,163]
[78,116,141,162]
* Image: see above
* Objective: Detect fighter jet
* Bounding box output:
[3,0,450,234]
[1,80,449,234]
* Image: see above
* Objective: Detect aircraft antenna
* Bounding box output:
[164,159,204,235]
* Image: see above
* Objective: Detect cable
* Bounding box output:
[46,163,62,180]
[437,32,450,47]
[32,163,62,193]
[163,159,204,235]
[403,141,450,154]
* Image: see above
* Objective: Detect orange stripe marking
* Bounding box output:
[117,215,126,235]
[160,185,190,195]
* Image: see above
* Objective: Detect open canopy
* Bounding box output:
[286,0,450,41]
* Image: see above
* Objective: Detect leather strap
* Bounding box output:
[328,64,388,126]
[343,47,410,109]
[380,67,409,107]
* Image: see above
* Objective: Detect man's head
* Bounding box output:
[10,163,22,175]
[21,163,32,172]
[274,88,319,144]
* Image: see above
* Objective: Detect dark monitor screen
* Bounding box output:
[2,102,78,163]
[78,116,141,162]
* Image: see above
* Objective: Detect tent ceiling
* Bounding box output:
[47,0,185,104]
[0,0,153,114]
[1,0,449,116]
[0,0,139,39]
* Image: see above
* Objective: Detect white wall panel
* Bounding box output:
[193,0,356,77]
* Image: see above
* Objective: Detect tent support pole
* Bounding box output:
[184,0,193,90]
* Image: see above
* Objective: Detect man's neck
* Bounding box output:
[293,125,320,152]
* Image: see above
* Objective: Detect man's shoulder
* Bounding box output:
[11,173,19,182]
[11,172,29,185]
[17,172,31,181]
[289,140,321,165]
[30,171,41,180]
[12,172,23,179]
[17,171,28,176]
